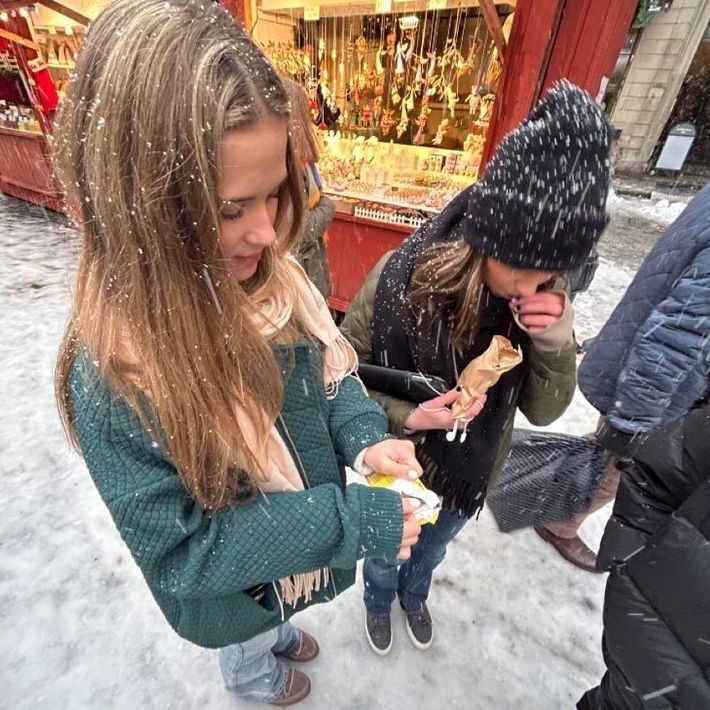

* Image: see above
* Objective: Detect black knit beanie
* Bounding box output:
[465,80,611,272]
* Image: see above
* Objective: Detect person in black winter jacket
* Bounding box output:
[578,397,710,710]
[576,184,710,708]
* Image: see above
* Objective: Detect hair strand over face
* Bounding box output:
[408,241,485,352]
[54,0,305,509]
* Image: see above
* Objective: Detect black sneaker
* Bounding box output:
[403,603,433,650]
[365,611,393,656]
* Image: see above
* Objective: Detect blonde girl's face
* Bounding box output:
[482,257,557,301]
[218,114,289,282]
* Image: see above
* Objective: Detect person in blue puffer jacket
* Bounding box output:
[578,182,710,454]
[538,183,710,572]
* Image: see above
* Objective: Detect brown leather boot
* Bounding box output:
[270,668,311,706]
[535,526,602,573]
[279,629,319,662]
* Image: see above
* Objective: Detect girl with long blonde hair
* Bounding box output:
[54,0,421,704]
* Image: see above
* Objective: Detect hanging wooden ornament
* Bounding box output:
[479,93,496,122]
[464,132,485,155]
[414,61,423,86]
[376,48,385,76]
[432,118,449,146]
[413,104,431,145]
[426,51,437,79]
[380,108,396,136]
[405,88,415,112]
[373,95,383,124]
[394,42,406,75]
[443,83,458,118]
[426,75,442,98]
[355,35,367,66]
[466,91,481,116]
[396,101,409,138]
[404,33,415,63]
[390,82,401,106]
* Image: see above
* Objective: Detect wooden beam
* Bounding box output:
[479,0,507,60]
[0,27,39,50]
[0,1,33,11]
[220,0,250,27]
[479,0,561,170]
[36,0,91,25]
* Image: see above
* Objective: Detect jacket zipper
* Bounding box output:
[276,413,338,598]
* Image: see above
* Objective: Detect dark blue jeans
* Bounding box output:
[363,508,468,614]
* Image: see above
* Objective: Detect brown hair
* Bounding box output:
[282,76,321,165]
[54,0,305,509]
[407,241,486,352]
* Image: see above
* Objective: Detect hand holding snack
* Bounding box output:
[405,388,487,431]
[369,473,442,526]
[399,498,423,560]
[363,438,423,480]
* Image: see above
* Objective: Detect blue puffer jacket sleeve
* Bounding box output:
[606,244,710,434]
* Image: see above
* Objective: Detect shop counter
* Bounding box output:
[0,126,62,211]
[326,211,415,313]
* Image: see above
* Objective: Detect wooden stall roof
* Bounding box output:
[0,1,90,24]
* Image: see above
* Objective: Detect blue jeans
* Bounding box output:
[363,508,468,614]
[219,621,299,703]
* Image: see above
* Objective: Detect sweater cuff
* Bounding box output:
[335,411,392,468]
[596,417,649,458]
[514,291,575,352]
[354,484,403,562]
[352,448,374,476]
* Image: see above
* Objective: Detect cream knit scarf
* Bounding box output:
[239,257,360,606]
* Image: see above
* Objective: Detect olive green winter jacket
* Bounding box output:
[341,253,578,483]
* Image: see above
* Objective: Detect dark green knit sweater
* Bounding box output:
[70,342,403,648]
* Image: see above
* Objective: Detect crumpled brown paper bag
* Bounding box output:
[451,335,523,419]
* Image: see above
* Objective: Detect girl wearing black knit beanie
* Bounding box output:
[341,80,612,655]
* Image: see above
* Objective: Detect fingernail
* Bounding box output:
[408,469,419,479]
[406,497,422,508]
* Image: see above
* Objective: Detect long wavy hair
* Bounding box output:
[407,240,486,352]
[54,0,305,509]
[282,77,321,165]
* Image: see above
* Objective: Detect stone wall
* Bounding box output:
[611,0,710,173]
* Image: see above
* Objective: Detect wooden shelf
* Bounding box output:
[0,125,44,138]
[325,187,441,214]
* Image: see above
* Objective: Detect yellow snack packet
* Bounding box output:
[367,474,442,525]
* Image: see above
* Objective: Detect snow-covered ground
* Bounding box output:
[0,191,685,709]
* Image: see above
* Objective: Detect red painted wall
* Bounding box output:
[220,0,249,27]
[480,0,562,167]
[481,0,637,168]
[542,0,638,99]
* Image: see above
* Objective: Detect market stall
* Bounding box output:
[0,0,253,211]
[261,0,638,311]
[1,0,637,313]
[0,1,97,211]
[0,2,65,210]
